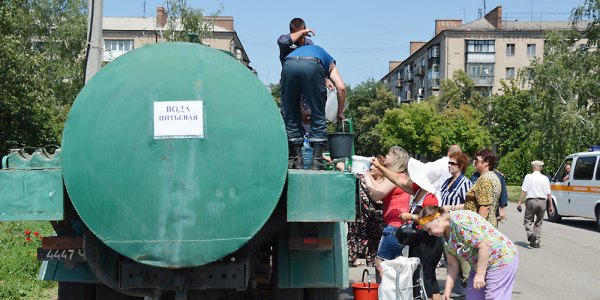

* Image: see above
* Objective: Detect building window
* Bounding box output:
[428,44,440,65]
[466,40,495,53]
[506,44,515,56]
[103,39,133,61]
[527,44,536,57]
[428,45,440,58]
[525,68,533,80]
[466,40,495,63]
[426,65,440,89]
[466,63,494,86]
[506,67,515,79]
[105,40,132,52]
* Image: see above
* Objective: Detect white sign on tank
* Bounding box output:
[153,101,204,139]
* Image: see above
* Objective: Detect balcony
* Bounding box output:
[416,65,425,76]
[466,53,495,63]
[469,75,494,87]
[428,57,440,66]
[428,78,440,90]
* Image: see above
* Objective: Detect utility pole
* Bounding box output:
[85,0,103,84]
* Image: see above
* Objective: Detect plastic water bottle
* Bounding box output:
[302,135,313,170]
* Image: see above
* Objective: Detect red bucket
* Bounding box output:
[352,281,379,300]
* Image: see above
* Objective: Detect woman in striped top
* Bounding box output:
[440,152,473,210]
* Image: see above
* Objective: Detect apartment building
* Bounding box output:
[381,6,586,102]
[102,6,252,69]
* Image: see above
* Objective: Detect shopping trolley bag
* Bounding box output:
[378,256,426,300]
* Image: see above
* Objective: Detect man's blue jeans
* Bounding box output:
[280,58,328,144]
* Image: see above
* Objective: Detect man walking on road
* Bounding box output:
[517,160,554,248]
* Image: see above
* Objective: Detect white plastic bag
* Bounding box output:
[378,256,420,300]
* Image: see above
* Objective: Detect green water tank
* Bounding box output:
[62,43,288,268]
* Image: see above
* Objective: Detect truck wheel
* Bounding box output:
[547,200,562,223]
[304,288,340,300]
[58,282,96,300]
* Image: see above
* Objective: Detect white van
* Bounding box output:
[550,150,600,230]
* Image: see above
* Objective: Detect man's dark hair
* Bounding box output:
[289,18,306,32]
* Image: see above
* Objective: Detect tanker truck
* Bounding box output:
[0,43,356,300]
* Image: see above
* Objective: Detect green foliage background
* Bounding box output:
[0,0,88,155]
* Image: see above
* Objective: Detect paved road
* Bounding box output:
[491,206,600,300]
[345,207,600,299]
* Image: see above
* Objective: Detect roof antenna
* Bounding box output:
[143,0,146,17]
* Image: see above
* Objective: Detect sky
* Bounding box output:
[103,0,584,87]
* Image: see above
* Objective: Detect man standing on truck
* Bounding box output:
[278,18,335,169]
[280,45,346,170]
[517,160,554,248]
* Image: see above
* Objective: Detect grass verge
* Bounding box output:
[0,221,57,299]
[507,185,521,203]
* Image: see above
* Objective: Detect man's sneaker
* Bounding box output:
[531,243,540,248]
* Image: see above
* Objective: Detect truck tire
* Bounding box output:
[547,200,562,223]
[304,288,340,300]
[58,282,96,300]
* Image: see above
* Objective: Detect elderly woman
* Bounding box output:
[449,149,501,227]
[363,146,411,280]
[440,152,473,211]
[417,206,519,300]
[439,152,473,289]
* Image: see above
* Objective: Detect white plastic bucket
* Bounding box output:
[325,90,349,124]
[351,155,371,175]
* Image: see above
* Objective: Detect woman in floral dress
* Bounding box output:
[417,206,518,300]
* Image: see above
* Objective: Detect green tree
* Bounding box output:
[0,0,87,153]
[377,101,491,159]
[162,0,221,43]
[269,83,281,107]
[490,81,534,158]
[436,70,486,112]
[496,132,542,185]
[526,29,600,171]
[573,0,600,47]
[344,79,398,156]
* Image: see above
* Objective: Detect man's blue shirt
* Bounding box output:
[286,45,335,75]
[277,34,313,65]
